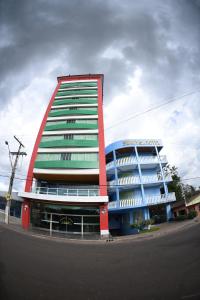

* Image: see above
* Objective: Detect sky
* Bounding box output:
[0,0,200,191]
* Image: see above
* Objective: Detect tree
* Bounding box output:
[164,165,199,202]
[163,165,184,202]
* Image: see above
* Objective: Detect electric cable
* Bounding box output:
[105,89,200,130]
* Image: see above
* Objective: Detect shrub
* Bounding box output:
[130,219,154,230]
[175,215,187,221]
[187,210,197,219]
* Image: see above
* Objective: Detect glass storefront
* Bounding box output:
[30,202,100,237]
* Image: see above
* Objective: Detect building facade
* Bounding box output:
[106,139,176,235]
[172,194,200,217]
[19,74,109,238]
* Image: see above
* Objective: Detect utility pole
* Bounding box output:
[5,136,27,224]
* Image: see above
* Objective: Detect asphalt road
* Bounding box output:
[0,222,200,300]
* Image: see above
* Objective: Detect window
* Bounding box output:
[36,152,98,162]
[66,120,75,124]
[64,134,73,140]
[61,153,71,160]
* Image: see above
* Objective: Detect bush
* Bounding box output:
[175,215,187,221]
[187,210,197,219]
[152,215,166,224]
[130,219,154,230]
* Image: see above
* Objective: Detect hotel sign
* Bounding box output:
[123,139,162,146]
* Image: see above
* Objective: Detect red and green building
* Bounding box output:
[19,74,109,238]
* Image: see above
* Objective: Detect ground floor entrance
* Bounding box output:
[30,202,100,238]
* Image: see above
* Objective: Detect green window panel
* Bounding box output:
[39,139,98,148]
[46,119,98,126]
[49,109,97,117]
[41,135,64,142]
[53,99,97,106]
[41,134,98,143]
[36,153,61,161]
[45,123,98,131]
[56,90,97,97]
[34,160,99,169]
[51,107,96,112]
[60,82,97,89]
[36,152,98,162]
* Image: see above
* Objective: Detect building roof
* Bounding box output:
[106,139,163,155]
[172,200,185,209]
[186,193,200,207]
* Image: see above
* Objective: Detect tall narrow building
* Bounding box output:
[19,74,109,238]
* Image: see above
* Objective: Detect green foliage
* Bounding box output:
[163,164,200,202]
[175,215,187,221]
[130,219,154,229]
[187,210,197,219]
[140,227,160,234]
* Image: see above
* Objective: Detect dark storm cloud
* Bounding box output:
[1,0,200,107]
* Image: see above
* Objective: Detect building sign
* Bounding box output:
[123,139,162,146]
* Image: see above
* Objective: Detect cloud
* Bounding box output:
[0,0,200,189]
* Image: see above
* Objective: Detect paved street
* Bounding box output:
[0,222,200,300]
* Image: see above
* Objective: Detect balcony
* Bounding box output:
[106,155,167,170]
[108,174,172,187]
[32,187,99,196]
[108,192,176,210]
[19,185,109,204]
[146,192,176,205]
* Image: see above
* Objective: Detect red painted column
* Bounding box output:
[25,81,61,192]
[100,204,109,237]
[97,77,107,197]
[97,77,109,236]
[22,199,30,230]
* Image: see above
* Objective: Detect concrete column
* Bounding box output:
[129,210,134,225]
[143,207,150,220]
[113,150,120,206]
[166,203,173,221]
[135,146,146,205]
[155,146,168,195]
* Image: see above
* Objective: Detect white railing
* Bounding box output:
[146,192,176,205]
[32,187,99,197]
[120,198,143,208]
[108,176,141,187]
[108,175,172,187]
[106,155,167,170]
[108,192,176,209]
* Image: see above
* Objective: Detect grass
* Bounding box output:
[140,227,160,234]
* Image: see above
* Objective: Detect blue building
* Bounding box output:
[106,139,176,235]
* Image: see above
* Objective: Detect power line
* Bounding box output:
[0,173,200,185]
[105,89,200,131]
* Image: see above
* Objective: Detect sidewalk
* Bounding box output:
[113,217,200,243]
[0,217,199,244]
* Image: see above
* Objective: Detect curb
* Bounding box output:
[0,218,199,245]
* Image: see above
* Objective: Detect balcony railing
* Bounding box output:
[32,187,99,197]
[108,192,176,209]
[108,174,172,187]
[106,155,167,170]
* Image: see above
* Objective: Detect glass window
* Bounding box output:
[36,152,98,162]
